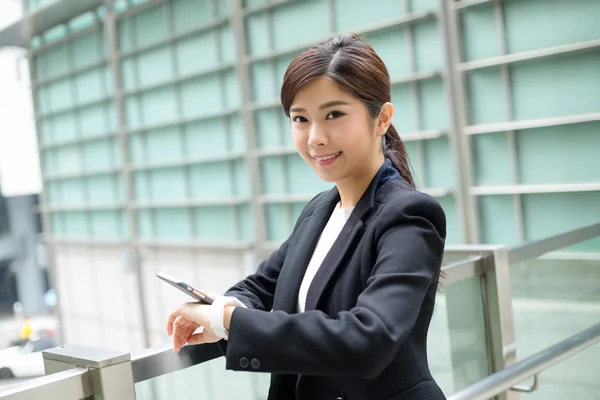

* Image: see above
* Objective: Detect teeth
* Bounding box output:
[316,152,340,161]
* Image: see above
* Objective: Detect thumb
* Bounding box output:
[198,289,221,301]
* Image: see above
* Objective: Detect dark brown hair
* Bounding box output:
[280,33,415,188]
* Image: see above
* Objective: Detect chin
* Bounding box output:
[305,157,345,183]
[317,174,337,183]
[314,168,346,184]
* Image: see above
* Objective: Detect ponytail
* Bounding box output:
[383,124,416,188]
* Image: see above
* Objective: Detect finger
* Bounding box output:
[166,309,181,336]
[172,315,192,352]
[199,289,221,300]
[168,302,201,336]
[187,332,208,346]
[172,316,201,353]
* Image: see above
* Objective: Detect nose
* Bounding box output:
[307,123,327,148]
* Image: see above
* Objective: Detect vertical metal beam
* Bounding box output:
[66,25,92,239]
[104,1,151,349]
[493,0,525,243]
[229,0,268,246]
[326,0,336,34]
[230,19,271,400]
[94,17,123,231]
[164,0,198,242]
[482,247,518,400]
[402,0,428,190]
[212,0,243,242]
[66,19,109,344]
[125,0,156,239]
[26,49,66,340]
[264,1,292,234]
[438,0,481,243]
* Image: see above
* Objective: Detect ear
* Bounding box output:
[375,102,394,138]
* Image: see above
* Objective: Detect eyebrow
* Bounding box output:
[289,100,351,113]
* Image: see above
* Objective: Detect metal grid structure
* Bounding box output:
[26,0,485,251]
[455,0,600,249]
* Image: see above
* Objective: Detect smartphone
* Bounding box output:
[156,272,214,305]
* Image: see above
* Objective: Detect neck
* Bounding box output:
[335,155,385,208]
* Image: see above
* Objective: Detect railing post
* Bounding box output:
[482,247,519,400]
[43,344,137,399]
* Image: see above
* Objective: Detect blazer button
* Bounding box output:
[250,358,261,369]
[335,395,346,400]
[239,357,249,368]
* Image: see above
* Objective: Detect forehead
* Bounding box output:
[291,77,357,107]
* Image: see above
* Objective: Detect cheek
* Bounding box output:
[335,120,372,150]
[291,128,309,154]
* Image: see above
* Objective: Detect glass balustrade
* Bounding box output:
[510,245,600,398]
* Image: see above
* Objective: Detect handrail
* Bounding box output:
[0,368,91,400]
[507,222,600,264]
[127,254,488,382]
[448,322,600,400]
[441,255,484,285]
[131,341,222,383]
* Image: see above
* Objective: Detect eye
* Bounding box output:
[292,116,308,123]
[326,111,345,119]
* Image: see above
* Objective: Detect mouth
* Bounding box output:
[312,152,341,166]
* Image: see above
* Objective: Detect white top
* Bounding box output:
[297,202,354,313]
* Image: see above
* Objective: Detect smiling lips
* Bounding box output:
[313,152,341,166]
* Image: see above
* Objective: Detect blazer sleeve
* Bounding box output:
[222,191,325,311]
[222,191,446,379]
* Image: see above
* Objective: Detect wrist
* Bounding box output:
[223,305,236,332]
[209,296,246,340]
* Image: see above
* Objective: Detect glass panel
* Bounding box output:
[517,122,600,185]
[510,244,600,397]
[512,343,600,399]
[511,53,600,121]
[477,195,519,246]
[428,273,490,396]
[435,196,460,246]
[503,0,600,54]
[134,358,267,399]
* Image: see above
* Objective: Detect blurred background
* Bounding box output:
[0,0,598,398]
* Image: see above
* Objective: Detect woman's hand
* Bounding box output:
[166,290,238,352]
[166,302,221,352]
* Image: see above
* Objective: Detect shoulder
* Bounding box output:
[293,189,331,225]
[374,179,447,240]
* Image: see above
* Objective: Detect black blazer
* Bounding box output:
[217,159,447,400]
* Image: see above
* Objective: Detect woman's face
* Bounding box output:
[289,77,387,183]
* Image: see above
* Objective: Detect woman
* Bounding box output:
[166,34,447,400]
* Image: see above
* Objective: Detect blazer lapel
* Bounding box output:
[303,213,363,311]
[274,189,339,313]
[303,158,401,312]
[276,158,401,313]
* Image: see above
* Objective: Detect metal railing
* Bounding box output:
[0,368,91,400]
[448,322,600,400]
[1,222,599,400]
